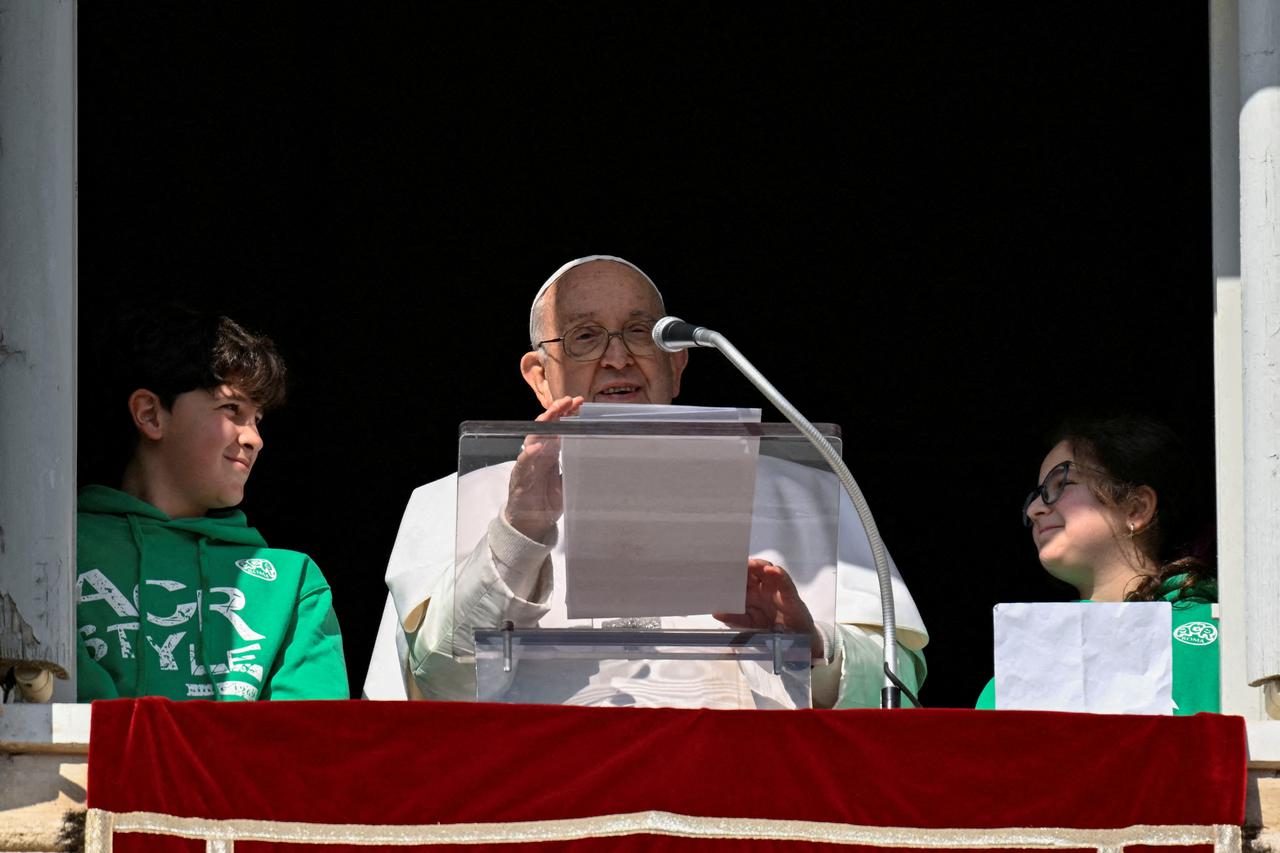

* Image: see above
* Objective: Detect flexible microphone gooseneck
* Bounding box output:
[653,316,906,709]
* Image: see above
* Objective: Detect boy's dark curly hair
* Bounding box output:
[106,304,288,411]
[83,304,287,485]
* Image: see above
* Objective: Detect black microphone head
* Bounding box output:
[654,316,716,351]
[653,316,693,352]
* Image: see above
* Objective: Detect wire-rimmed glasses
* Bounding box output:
[536,321,657,362]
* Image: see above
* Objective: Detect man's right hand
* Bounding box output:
[504,396,584,541]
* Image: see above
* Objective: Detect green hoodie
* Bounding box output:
[76,486,348,701]
[974,576,1219,715]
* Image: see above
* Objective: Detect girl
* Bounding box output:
[976,415,1218,714]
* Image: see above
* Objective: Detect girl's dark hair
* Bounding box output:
[1051,414,1215,603]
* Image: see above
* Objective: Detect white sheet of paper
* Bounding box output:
[575,403,761,422]
[561,405,761,618]
[993,602,1174,715]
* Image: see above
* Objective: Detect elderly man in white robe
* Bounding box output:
[364,255,928,708]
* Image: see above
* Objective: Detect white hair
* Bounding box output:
[528,255,665,348]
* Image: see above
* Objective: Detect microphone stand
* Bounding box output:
[665,323,907,709]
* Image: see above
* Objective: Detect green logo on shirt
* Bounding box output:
[235,558,277,582]
[1173,621,1217,646]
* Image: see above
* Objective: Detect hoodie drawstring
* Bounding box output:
[128,516,219,699]
[125,515,146,694]
[196,538,217,697]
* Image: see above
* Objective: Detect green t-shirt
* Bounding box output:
[975,578,1219,715]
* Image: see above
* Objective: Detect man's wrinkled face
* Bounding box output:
[521,260,688,407]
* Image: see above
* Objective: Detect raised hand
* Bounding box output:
[503,395,584,541]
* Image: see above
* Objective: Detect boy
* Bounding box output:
[77,305,348,701]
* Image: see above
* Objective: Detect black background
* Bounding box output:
[77,3,1215,705]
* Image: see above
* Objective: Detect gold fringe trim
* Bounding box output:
[83,808,113,853]
[81,809,1241,852]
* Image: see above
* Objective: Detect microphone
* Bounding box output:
[650,313,907,708]
[652,316,717,352]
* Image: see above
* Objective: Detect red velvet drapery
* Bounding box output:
[86,699,1247,852]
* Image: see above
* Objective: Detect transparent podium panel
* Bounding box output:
[474,629,812,709]
[450,418,842,709]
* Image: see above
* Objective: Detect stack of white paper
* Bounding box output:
[560,404,762,619]
[993,601,1174,714]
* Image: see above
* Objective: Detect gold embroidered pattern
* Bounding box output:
[83,808,1242,853]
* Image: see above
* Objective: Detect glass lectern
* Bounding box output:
[452,419,842,710]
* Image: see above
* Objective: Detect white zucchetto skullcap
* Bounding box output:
[529,255,665,346]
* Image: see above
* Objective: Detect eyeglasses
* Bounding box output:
[536,321,657,362]
[1023,462,1076,526]
[1022,460,1117,527]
